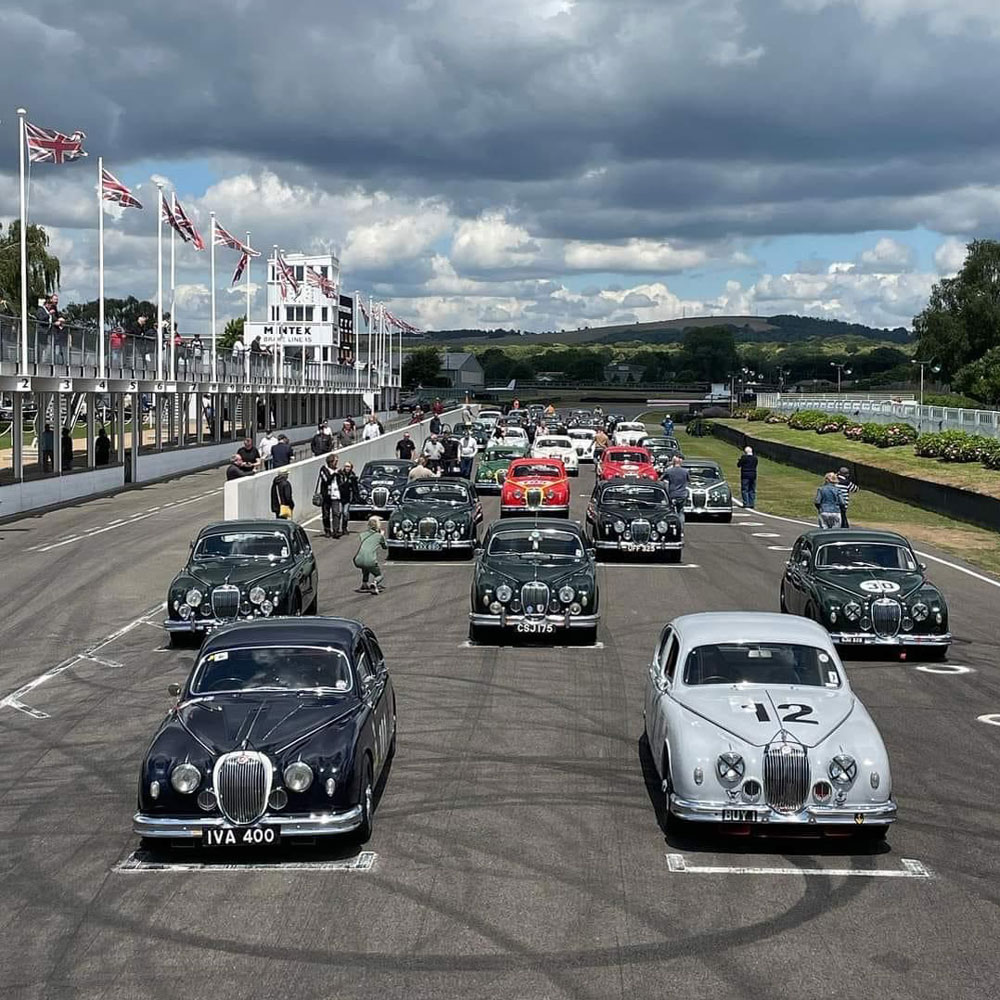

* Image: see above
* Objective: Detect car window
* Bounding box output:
[356,648,373,685]
[296,527,311,553]
[663,637,679,682]
[365,631,386,672]
[683,642,840,687]
[655,627,676,680]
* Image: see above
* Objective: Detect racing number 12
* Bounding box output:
[753,703,818,725]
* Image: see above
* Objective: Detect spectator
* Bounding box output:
[232,335,246,369]
[815,472,843,529]
[270,470,294,519]
[270,433,294,468]
[317,454,342,538]
[258,425,276,459]
[441,431,459,473]
[172,325,185,374]
[61,427,74,471]
[133,315,152,365]
[362,414,381,441]
[736,446,758,509]
[423,433,444,472]
[336,421,354,448]
[310,422,331,456]
[95,426,112,466]
[461,401,474,425]
[593,427,609,459]
[36,297,54,361]
[545,402,555,415]
[109,327,125,369]
[408,408,424,426]
[335,461,360,535]
[190,333,205,372]
[52,316,68,365]
[322,420,334,445]
[396,431,416,460]
[432,397,444,417]
[249,335,263,356]
[236,436,261,472]
[459,428,478,479]
[836,466,859,528]
[41,423,54,472]
[661,455,690,521]
[661,414,675,437]
[353,516,387,595]
[408,455,438,480]
[226,454,254,480]
[429,413,442,436]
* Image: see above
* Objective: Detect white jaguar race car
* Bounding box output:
[613,421,648,446]
[531,434,580,476]
[567,427,597,462]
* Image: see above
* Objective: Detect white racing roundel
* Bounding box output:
[858,580,901,594]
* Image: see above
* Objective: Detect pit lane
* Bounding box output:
[0,455,998,999]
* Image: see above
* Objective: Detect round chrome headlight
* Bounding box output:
[401,519,414,532]
[829,754,857,785]
[496,584,513,603]
[249,586,266,605]
[444,519,457,533]
[261,600,273,615]
[283,761,313,793]
[613,519,626,534]
[844,601,862,622]
[179,604,192,620]
[185,588,203,608]
[170,762,201,794]
[716,752,745,783]
[558,585,575,604]
[911,602,929,622]
[656,520,670,533]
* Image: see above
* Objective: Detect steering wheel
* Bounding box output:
[700,675,732,685]
[204,676,245,691]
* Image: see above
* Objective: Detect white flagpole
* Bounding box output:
[156,183,164,382]
[17,108,28,373]
[353,291,360,390]
[367,295,373,391]
[170,192,176,381]
[98,156,106,378]
[272,246,280,384]
[210,212,217,383]
[245,230,252,382]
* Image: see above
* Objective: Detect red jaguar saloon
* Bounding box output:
[597,446,659,482]
[500,458,571,518]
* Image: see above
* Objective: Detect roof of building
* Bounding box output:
[442,352,483,371]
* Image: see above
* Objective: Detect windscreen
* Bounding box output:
[510,462,562,478]
[192,645,353,694]
[686,465,721,483]
[602,485,668,506]
[403,483,472,503]
[363,462,407,478]
[815,543,917,571]
[194,532,289,561]
[569,430,594,440]
[536,438,570,448]
[488,529,583,560]
[608,450,649,464]
[683,643,839,687]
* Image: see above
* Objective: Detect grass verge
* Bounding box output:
[637,415,1000,578]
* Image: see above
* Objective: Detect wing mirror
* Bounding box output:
[800,558,809,568]
[167,683,181,698]
[919,562,927,572]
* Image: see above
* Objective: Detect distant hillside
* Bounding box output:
[417,314,911,347]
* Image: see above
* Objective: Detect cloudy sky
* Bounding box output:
[1,0,996,332]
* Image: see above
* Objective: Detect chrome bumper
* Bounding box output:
[684,505,733,515]
[670,795,897,826]
[387,537,476,550]
[594,539,682,551]
[829,631,952,647]
[500,505,570,516]
[133,807,363,838]
[164,618,235,634]
[469,611,599,629]
[348,503,396,518]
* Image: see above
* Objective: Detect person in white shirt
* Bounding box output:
[362,415,381,441]
[458,432,478,479]
[408,456,439,480]
[422,434,445,472]
[258,428,277,469]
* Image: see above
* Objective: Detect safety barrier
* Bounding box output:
[712,423,1000,533]
[223,408,473,521]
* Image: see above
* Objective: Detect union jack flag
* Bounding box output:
[306,266,337,299]
[276,253,300,297]
[101,168,142,210]
[358,298,370,327]
[173,198,205,250]
[25,121,87,164]
[232,251,249,285]
[215,220,260,258]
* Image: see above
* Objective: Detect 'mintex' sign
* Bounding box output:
[244,322,338,347]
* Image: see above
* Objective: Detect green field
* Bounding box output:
[638,413,1000,577]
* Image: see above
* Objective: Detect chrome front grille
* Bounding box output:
[211,585,240,620]
[418,517,438,539]
[526,488,543,508]
[763,742,809,813]
[371,486,390,508]
[691,491,707,508]
[871,598,902,638]
[213,751,272,826]
[521,582,550,617]
[631,519,651,543]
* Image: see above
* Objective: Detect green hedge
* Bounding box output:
[915,430,1000,464]
[746,407,772,422]
[787,409,831,430]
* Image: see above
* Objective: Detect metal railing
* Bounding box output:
[758,393,1000,440]
[0,314,399,391]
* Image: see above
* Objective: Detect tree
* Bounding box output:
[0,221,60,311]
[913,239,1000,378]
[63,296,162,331]
[402,346,443,387]
[219,316,245,351]
[678,326,739,381]
[951,346,1000,405]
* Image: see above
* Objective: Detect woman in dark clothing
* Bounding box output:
[270,471,294,519]
[61,427,74,471]
[95,427,112,466]
[317,454,342,537]
[334,461,359,536]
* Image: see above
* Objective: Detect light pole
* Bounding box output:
[740,367,756,404]
[830,361,852,394]
[911,359,941,408]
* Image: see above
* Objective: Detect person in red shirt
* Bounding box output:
[432,397,444,416]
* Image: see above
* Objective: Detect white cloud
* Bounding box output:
[934,236,967,274]
[451,213,540,270]
[858,236,913,272]
[563,239,708,272]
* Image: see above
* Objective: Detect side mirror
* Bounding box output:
[167,683,181,698]
[800,559,809,568]
[919,562,927,572]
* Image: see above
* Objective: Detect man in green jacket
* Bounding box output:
[353,516,388,594]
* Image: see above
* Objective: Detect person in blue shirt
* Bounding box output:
[661,415,675,436]
[815,472,842,529]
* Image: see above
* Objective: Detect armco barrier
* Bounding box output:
[224,408,472,521]
[711,423,1000,533]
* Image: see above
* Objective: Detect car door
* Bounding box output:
[360,632,393,778]
[785,538,809,615]
[645,626,676,762]
[649,631,680,770]
[295,526,318,608]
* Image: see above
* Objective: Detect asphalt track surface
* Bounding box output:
[0,453,998,999]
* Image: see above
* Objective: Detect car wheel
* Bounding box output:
[353,756,375,845]
[717,513,733,523]
[305,593,318,616]
[854,825,888,845]
[168,632,187,649]
[923,646,948,661]
[579,625,598,646]
[664,549,682,564]
[468,622,486,644]
[779,583,788,613]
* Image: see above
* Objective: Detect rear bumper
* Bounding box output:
[669,795,897,826]
[133,808,363,838]
[829,631,952,647]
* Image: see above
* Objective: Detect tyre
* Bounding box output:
[168,631,186,649]
[664,549,682,564]
[352,756,374,845]
[854,825,888,845]
[304,593,318,616]
[468,622,487,644]
[779,583,788,613]
[922,645,948,661]
[717,513,733,523]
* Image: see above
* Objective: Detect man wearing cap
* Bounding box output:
[836,466,859,527]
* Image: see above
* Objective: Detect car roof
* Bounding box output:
[800,528,912,545]
[201,616,366,656]
[606,445,651,455]
[198,520,295,536]
[363,459,412,469]
[487,517,584,536]
[510,456,564,467]
[682,458,721,468]
[598,477,667,490]
[670,612,833,648]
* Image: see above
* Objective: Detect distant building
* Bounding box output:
[441,352,484,389]
[603,362,645,384]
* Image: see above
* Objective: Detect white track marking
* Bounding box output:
[0,603,166,719]
[977,714,1000,727]
[665,855,931,878]
[459,640,605,650]
[600,563,700,569]
[752,532,782,538]
[114,851,377,873]
[737,521,764,526]
[915,664,974,675]
[768,545,793,552]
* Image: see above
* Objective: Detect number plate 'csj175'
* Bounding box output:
[204,827,279,847]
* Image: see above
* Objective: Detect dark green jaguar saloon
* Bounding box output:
[164,520,319,645]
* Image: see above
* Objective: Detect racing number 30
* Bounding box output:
[753,703,818,725]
